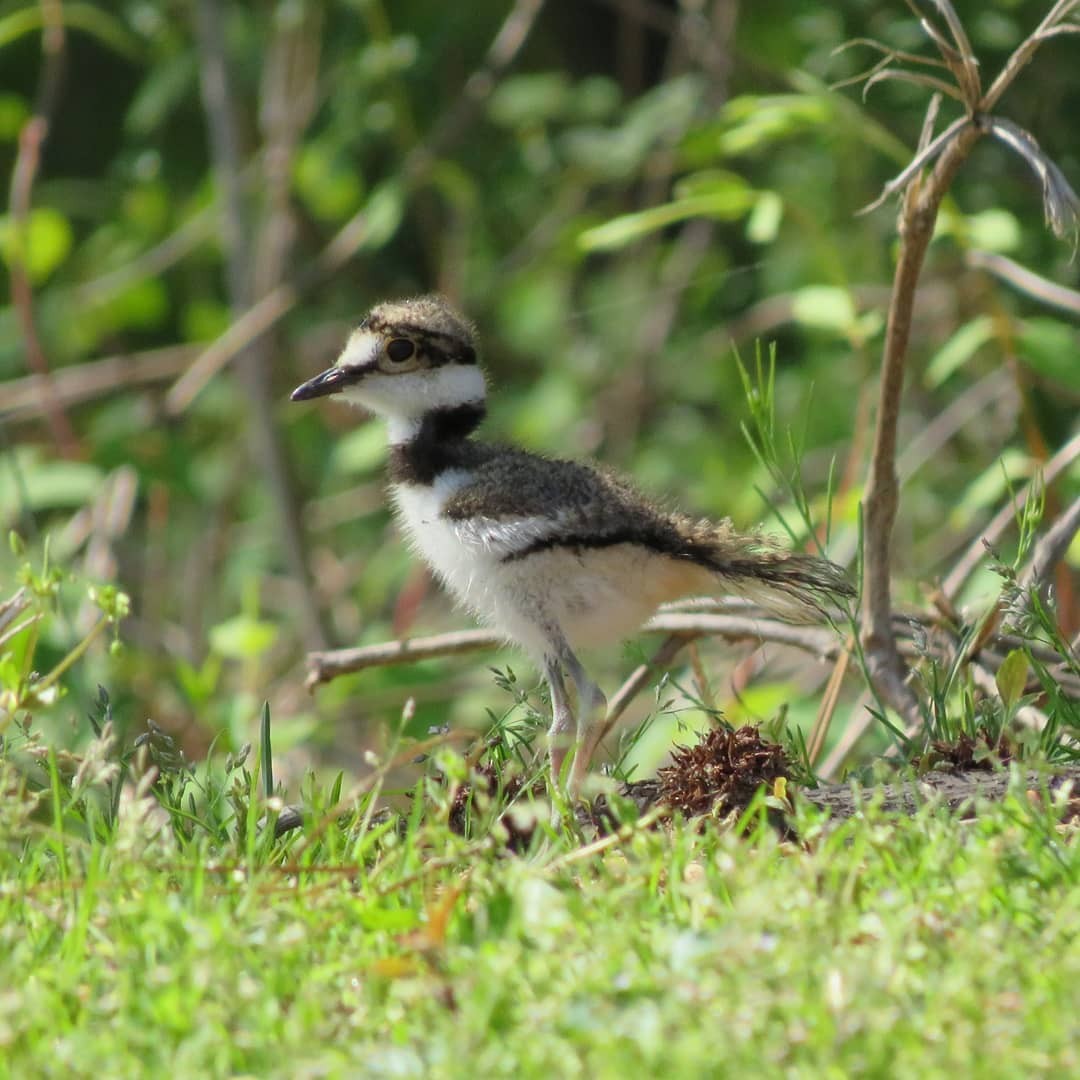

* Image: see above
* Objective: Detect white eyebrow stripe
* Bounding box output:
[337,330,380,370]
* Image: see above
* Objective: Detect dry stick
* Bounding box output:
[817,691,875,780]
[1018,495,1080,602]
[861,111,983,724]
[193,0,329,650]
[304,612,838,689]
[0,346,196,421]
[967,250,1080,317]
[943,429,1080,600]
[7,0,79,459]
[896,368,1013,482]
[598,633,698,745]
[806,636,854,765]
[165,0,547,415]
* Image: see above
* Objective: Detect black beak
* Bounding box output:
[290,366,348,402]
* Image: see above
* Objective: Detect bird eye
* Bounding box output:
[386,338,415,363]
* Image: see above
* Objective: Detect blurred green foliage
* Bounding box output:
[1,0,1078,776]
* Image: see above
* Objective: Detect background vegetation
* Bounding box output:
[2,1,1080,1072]
[3,0,1078,777]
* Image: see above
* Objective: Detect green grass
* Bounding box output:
[3,748,1079,1079]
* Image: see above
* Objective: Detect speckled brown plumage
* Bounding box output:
[292,294,854,797]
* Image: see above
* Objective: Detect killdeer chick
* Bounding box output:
[292,296,853,796]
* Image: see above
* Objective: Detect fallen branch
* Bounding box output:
[619,763,1080,822]
[302,610,840,690]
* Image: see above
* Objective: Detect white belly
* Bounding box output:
[390,478,709,661]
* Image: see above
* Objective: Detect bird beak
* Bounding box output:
[290,366,348,402]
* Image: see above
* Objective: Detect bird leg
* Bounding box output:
[543,653,576,789]
[542,635,608,800]
[559,646,608,798]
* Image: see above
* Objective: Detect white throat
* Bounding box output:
[338,362,487,443]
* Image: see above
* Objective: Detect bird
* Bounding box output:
[291,295,853,798]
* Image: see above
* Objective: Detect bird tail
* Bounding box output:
[678,517,855,624]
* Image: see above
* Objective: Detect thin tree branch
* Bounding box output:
[8,0,79,459]
[1017,495,1080,600]
[861,108,983,724]
[981,0,1080,112]
[0,346,195,422]
[943,429,1080,600]
[599,633,697,744]
[193,0,329,650]
[967,250,1080,317]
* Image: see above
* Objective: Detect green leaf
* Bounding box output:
[790,286,857,334]
[209,615,278,661]
[0,454,103,519]
[294,141,364,223]
[746,191,783,244]
[0,208,73,283]
[0,2,145,60]
[924,315,995,388]
[0,93,28,141]
[488,73,571,127]
[967,209,1021,253]
[330,424,389,476]
[357,181,404,251]
[715,94,832,155]
[1017,318,1080,390]
[996,649,1029,712]
[578,188,755,252]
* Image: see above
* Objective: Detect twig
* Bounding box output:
[8,0,79,459]
[981,0,1080,112]
[304,611,841,689]
[896,369,1013,481]
[806,635,855,765]
[966,250,1080,317]
[599,633,697,744]
[1018,495,1080,601]
[943,429,1080,600]
[0,346,195,422]
[305,628,502,689]
[193,0,329,650]
[861,108,981,724]
[816,691,875,780]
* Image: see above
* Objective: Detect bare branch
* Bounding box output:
[0,346,195,422]
[8,0,79,459]
[860,103,984,724]
[857,115,969,215]
[1018,495,1080,600]
[861,68,966,104]
[305,629,502,689]
[982,0,1080,112]
[967,250,1080,317]
[304,610,844,689]
[832,38,952,71]
[943,430,1080,601]
[193,0,329,650]
[600,634,696,745]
